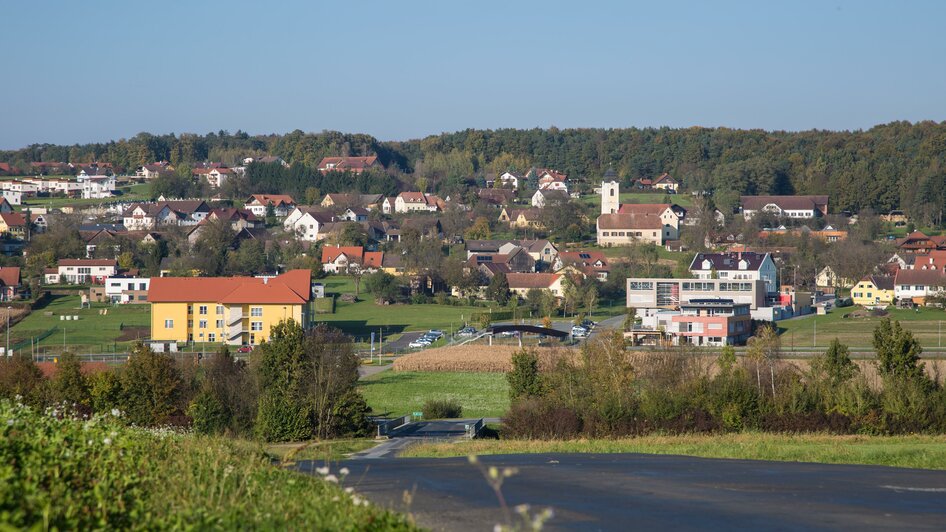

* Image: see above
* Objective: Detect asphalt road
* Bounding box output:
[383,331,426,353]
[320,453,946,531]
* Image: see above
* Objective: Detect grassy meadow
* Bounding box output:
[402,433,946,470]
[358,370,509,419]
[777,306,946,350]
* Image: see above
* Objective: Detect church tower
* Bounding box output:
[601,167,620,215]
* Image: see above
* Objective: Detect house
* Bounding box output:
[0,198,11,213]
[912,250,946,271]
[894,269,946,305]
[101,276,152,304]
[816,266,853,290]
[880,210,909,226]
[851,275,895,308]
[554,251,610,280]
[192,166,234,188]
[506,273,565,298]
[0,189,21,206]
[123,201,211,230]
[516,239,558,265]
[395,192,444,213]
[245,194,296,218]
[340,207,370,222]
[495,172,521,189]
[467,247,535,273]
[205,208,261,230]
[136,163,175,179]
[243,155,289,167]
[0,267,21,301]
[317,156,382,174]
[0,213,28,239]
[76,172,116,199]
[531,168,568,191]
[381,197,397,214]
[689,252,779,294]
[148,269,313,346]
[320,246,383,273]
[895,231,946,254]
[530,189,569,208]
[758,225,848,243]
[652,173,680,192]
[499,207,544,229]
[477,188,516,207]
[283,207,336,241]
[320,193,384,210]
[740,195,829,220]
[44,259,118,284]
[655,299,752,346]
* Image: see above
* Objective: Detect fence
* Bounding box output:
[465,418,485,439]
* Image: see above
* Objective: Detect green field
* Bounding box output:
[778,306,946,349]
[9,294,151,353]
[358,371,509,419]
[19,182,153,211]
[402,433,946,470]
[315,276,491,340]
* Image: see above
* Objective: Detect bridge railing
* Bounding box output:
[376,415,411,438]
[464,418,485,439]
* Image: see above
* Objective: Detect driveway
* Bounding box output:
[321,453,946,531]
[382,331,427,354]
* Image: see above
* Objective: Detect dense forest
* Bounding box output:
[3,122,946,223]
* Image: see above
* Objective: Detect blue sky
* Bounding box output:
[1,0,945,148]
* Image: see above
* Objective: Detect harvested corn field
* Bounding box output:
[392,345,570,373]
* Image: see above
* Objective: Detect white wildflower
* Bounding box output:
[344,487,354,494]
[324,474,338,483]
[103,437,112,445]
[315,466,329,476]
[6,418,13,426]
[339,467,350,477]
[110,408,121,417]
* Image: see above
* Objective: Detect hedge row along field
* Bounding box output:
[0,400,413,530]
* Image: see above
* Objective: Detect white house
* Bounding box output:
[245,194,296,218]
[531,189,569,208]
[104,276,151,304]
[894,269,946,304]
[740,195,829,220]
[689,252,779,295]
[0,189,21,206]
[78,174,116,199]
[394,192,443,213]
[283,207,336,241]
[497,172,521,189]
[44,259,117,284]
[122,201,210,230]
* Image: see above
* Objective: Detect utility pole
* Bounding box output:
[813,319,817,348]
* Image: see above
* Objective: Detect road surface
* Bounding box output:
[316,453,946,531]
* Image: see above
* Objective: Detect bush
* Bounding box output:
[502,398,582,439]
[507,350,542,400]
[422,398,463,419]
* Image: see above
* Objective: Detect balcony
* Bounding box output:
[228,307,243,327]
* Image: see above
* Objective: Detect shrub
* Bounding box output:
[422,398,463,419]
[507,350,543,400]
[502,398,582,439]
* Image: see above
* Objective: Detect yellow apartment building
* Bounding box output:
[148,269,312,346]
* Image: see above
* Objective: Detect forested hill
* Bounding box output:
[2,121,946,219]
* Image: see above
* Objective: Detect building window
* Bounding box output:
[251,321,263,331]
[188,320,193,328]
[199,320,207,329]
[164,319,173,328]
[250,307,263,317]
[216,319,223,329]
[249,333,256,345]
[199,305,208,315]
[208,333,216,342]
[188,305,193,315]
[216,305,224,315]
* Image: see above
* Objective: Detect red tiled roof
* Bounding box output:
[321,246,365,264]
[506,273,560,289]
[894,269,946,287]
[597,212,665,230]
[399,192,426,203]
[0,213,26,226]
[617,203,671,215]
[363,251,384,268]
[36,361,111,378]
[248,194,295,207]
[318,156,379,171]
[58,259,117,267]
[0,267,20,286]
[148,269,311,304]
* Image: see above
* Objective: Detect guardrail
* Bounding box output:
[464,418,485,439]
[376,414,411,438]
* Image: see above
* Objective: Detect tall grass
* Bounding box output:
[0,400,413,530]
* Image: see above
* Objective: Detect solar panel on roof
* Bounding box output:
[579,253,591,259]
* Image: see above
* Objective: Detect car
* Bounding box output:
[581,319,597,329]
[409,339,431,349]
[456,327,477,337]
[571,325,589,338]
[427,330,445,340]
[237,346,254,353]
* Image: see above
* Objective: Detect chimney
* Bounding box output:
[263,277,268,285]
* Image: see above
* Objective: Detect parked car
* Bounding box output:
[426,330,445,340]
[409,338,431,348]
[571,325,589,338]
[581,319,597,329]
[456,327,477,337]
[237,346,254,353]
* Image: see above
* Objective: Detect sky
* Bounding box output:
[2,0,945,149]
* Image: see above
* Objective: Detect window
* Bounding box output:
[164,319,174,328]
[199,305,208,315]
[629,281,654,291]
[249,333,256,345]
[188,305,193,315]
[199,320,207,329]
[216,319,223,329]
[250,307,263,317]
[188,320,193,328]
[216,305,224,315]
[139,282,147,290]
[251,321,263,331]
[208,333,215,342]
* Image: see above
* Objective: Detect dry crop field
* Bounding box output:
[391,345,570,372]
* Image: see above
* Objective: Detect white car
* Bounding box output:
[571,326,589,338]
[409,338,431,348]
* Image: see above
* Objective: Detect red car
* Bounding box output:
[237,346,254,353]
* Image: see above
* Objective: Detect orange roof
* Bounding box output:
[0,267,19,286]
[0,213,26,226]
[58,259,117,267]
[506,273,561,289]
[617,203,671,215]
[248,194,295,207]
[321,246,365,264]
[363,251,384,268]
[148,269,311,304]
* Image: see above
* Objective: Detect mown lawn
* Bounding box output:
[778,306,946,349]
[402,433,946,470]
[9,294,151,352]
[19,182,153,211]
[358,371,509,419]
[316,275,489,340]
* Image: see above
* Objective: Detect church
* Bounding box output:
[595,169,685,246]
